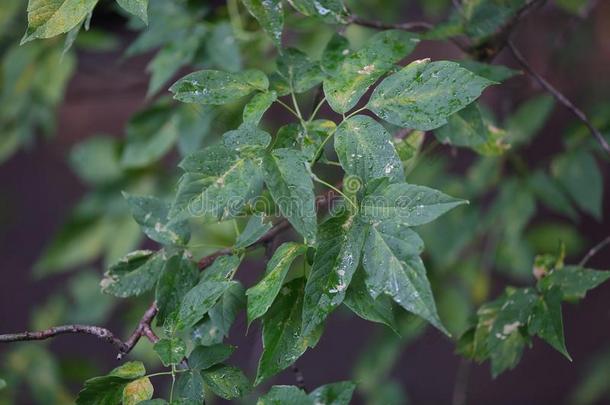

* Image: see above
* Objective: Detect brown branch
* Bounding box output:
[118,302,159,359]
[507,41,610,155]
[578,236,610,267]
[347,15,433,31]
[0,325,128,352]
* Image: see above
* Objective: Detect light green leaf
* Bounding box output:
[505,94,554,145]
[155,253,199,325]
[70,136,123,185]
[434,103,508,155]
[153,337,187,366]
[0,378,6,390]
[257,278,321,384]
[276,48,324,94]
[552,150,603,220]
[243,91,277,125]
[236,214,273,249]
[344,267,397,332]
[116,0,148,24]
[287,0,347,22]
[362,222,446,333]
[170,69,268,104]
[207,22,242,72]
[22,0,99,44]
[76,362,146,404]
[334,115,404,184]
[241,0,283,47]
[257,385,311,405]
[321,33,350,75]
[538,265,610,301]
[368,59,494,130]
[324,30,419,113]
[263,148,317,242]
[529,288,571,360]
[360,178,467,226]
[302,212,366,335]
[122,377,153,405]
[201,364,251,399]
[527,171,577,220]
[309,381,356,405]
[222,123,272,152]
[201,255,242,283]
[247,242,307,324]
[123,193,190,246]
[177,280,235,329]
[189,344,235,370]
[174,370,204,403]
[101,250,166,298]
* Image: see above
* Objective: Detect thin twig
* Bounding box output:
[507,41,610,155]
[0,325,127,351]
[451,358,471,405]
[118,302,160,359]
[347,15,433,31]
[578,236,610,267]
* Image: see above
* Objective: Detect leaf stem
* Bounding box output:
[578,236,610,267]
[276,99,301,119]
[312,174,358,211]
[344,106,367,120]
[308,96,327,122]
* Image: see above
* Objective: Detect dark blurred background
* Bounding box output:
[1,1,609,404]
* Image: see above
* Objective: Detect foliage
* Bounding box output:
[0,0,609,404]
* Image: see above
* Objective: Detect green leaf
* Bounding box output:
[287,0,347,22]
[190,316,224,346]
[527,171,577,220]
[22,0,99,44]
[334,115,405,184]
[207,22,242,72]
[360,178,467,226]
[302,212,366,335]
[243,91,277,125]
[70,136,123,185]
[461,0,527,41]
[155,253,199,325]
[123,193,190,246]
[257,385,311,405]
[529,288,571,360]
[153,337,187,366]
[247,242,307,324]
[276,48,324,94]
[344,267,398,332]
[177,280,236,330]
[368,59,494,130]
[122,377,153,405]
[257,278,321,384]
[201,364,251,399]
[240,0,283,47]
[116,0,148,24]
[538,265,610,301]
[172,146,264,221]
[101,250,166,298]
[362,222,446,333]
[309,381,356,405]
[189,344,235,370]
[323,30,419,113]
[434,103,508,155]
[0,378,6,390]
[170,69,268,104]
[552,150,603,220]
[174,370,204,403]
[236,214,273,249]
[201,255,242,282]
[76,362,146,404]
[273,120,336,162]
[457,59,520,82]
[209,281,246,337]
[505,94,554,145]
[263,148,317,242]
[222,123,272,152]
[321,33,350,75]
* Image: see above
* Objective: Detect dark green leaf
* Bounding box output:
[276,48,324,94]
[189,344,235,370]
[116,0,148,24]
[243,91,277,125]
[201,255,242,283]
[209,281,246,337]
[287,0,347,22]
[155,253,199,325]
[263,148,317,242]
[368,59,494,130]
[334,115,405,183]
[323,30,419,113]
[505,94,554,145]
[457,59,520,82]
[170,69,268,104]
[302,212,366,335]
[309,381,356,405]
[257,385,312,405]
[321,33,350,75]
[527,171,577,220]
[538,265,610,300]
[236,214,273,249]
[241,0,283,47]
[247,242,307,324]
[530,288,571,360]
[174,370,204,403]
[101,250,166,298]
[201,364,251,399]
[76,362,146,405]
[257,278,321,384]
[222,123,272,152]
[207,22,242,72]
[177,280,236,330]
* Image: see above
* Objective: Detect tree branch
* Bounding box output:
[507,41,610,155]
[0,325,127,352]
[347,15,433,31]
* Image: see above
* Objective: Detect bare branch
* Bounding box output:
[0,325,127,351]
[347,15,433,31]
[507,41,610,155]
[579,236,610,267]
[118,302,159,359]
